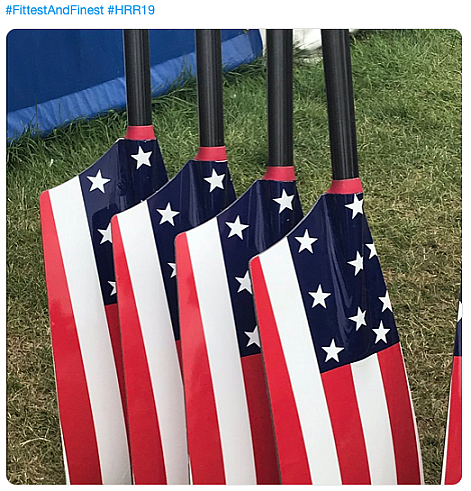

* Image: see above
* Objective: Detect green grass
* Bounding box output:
[7,29,461,484]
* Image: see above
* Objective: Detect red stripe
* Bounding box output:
[321,365,371,484]
[40,191,102,484]
[326,178,363,194]
[175,339,182,368]
[262,166,296,182]
[240,354,280,484]
[444,356,462,484]
[250,256,312,484]
[112,217,166,484]
[377,344,422,484]
[194,146,227,162]
[124,125,155,140]
[175,233,226,484]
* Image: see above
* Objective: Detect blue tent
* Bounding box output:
[7,29,262,141]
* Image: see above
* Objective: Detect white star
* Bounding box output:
[457,301,462,322]
[294,229,318,253]
[98,222,112,244]
[349,307,367,331]
[379,290,393,312]
[308,285,331,308]
[273,189,295,213]
[168,263,176,278]
[108,281,117,296]
[156,202,180,226]
[372,321,390,344]
[322,339,344,362]
[204,169,225,192]
[365,243,377,259]
[244,326,261,348]
[226,216,249,239]
[345,194,364,219]
[87,169,111,193]
[131,146,153,169]
[347,251,364,276]
[235,271,252,294]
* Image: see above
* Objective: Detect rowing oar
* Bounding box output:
[39,30,167,484]
[249,29,424,485]
[442,288,462,484]
[175,29,303,484]
[111,29,236,484]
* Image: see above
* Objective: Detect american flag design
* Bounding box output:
[250,182,424,485]
[176,176,303,484]
[40,138,167,484]
[442,292,462,484]
[111,158,236,484]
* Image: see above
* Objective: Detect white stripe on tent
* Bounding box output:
[117,203,189,484]
[259,237,342,485]
[186,218,257,485]
[50,177,131,485]
[351,353,397,484]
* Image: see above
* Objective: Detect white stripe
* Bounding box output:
[117,203,189,484]
[49,177,131,484]
[186,218,257,484]
[59,428,70,485]
[259,238,342,484]
[351,353,397,484]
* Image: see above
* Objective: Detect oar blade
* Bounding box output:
[112,158,236,484]
[250,188,423,485]
[442,293,462,484]
[40,138,167,484]
[176,177,303,484]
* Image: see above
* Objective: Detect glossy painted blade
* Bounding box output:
[442,292,462,485]
[176,176,303,484]
[112,157,236,484]
[40,138,167,484]
[250,183,423,485]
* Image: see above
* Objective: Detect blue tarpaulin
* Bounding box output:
[7,29,262,141]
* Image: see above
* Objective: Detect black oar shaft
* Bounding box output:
[195,29,224,147]
[123,29,153,127]
[267,29,293,167]
[321,29,359,180]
